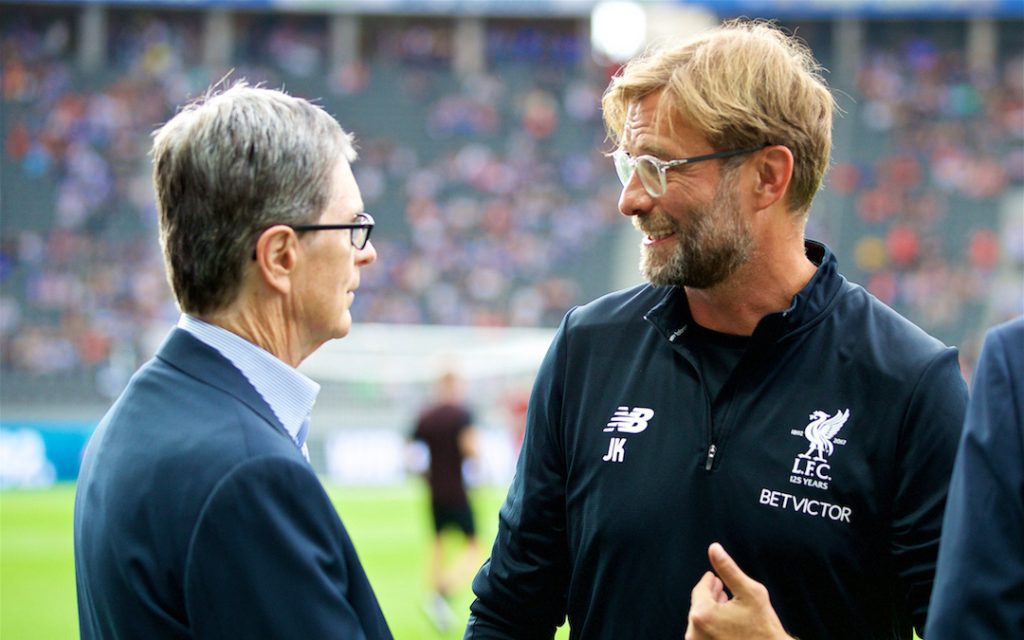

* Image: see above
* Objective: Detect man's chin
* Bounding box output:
[640,256,679,287]
[642,271,680,288]
[333,320,352,340]
[337,311,354,338]
[641,262,729,289]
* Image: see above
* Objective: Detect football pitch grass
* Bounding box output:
[0,481,573,640]
[1,484,925,639]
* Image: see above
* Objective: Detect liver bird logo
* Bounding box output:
[799,409,850,461]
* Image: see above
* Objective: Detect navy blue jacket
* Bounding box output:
[467,242,967,640]
[74,328,392,639]
[926,316,1024,638]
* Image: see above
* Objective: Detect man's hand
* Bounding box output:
[684,543,793,640]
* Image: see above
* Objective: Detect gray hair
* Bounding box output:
[152,81,357,315]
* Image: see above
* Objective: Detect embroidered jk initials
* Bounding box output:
[602,437,626,462]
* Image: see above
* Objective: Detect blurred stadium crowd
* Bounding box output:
[1,5,1022,402]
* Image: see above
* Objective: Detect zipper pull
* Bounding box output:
[705,443,717,471]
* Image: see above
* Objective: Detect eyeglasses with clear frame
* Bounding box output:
[289,212,375,250]
[612,146,765,197]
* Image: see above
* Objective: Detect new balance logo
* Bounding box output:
[604,407,654,433]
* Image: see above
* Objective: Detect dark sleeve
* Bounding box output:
[411,415,424,442]
[461,406,475,429]
[465,315,572,640]
[889,346,969,636]
[925,320,1024,639]
[185,456,392,640]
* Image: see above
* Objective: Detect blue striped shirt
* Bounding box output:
[177,314,319,460]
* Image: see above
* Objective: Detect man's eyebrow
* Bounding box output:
[630,141,675,159]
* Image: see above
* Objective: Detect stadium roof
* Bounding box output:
[3,0,1022,18]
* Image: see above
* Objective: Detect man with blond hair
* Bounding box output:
[465,20,966,640]
[74,82,389,639]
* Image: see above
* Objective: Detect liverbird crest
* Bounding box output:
[799,409,850,462]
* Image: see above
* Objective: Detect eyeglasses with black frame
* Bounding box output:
[289,212,375,250]
[612,145,765,198]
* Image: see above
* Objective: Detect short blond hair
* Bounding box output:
[602,19,834,213]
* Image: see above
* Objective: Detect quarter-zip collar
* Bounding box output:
[644,240,843,347]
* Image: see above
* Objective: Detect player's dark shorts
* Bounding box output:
[431,502,476,537]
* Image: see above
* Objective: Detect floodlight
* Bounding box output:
[591,1,646,63]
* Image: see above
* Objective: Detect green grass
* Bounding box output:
[0,485,78,640]
[2,483,928,640]
[1,483,930,639]
[0,482,570,640]
[323,482,514,640]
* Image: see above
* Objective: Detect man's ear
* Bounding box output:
[253,225,298,296]
[752,145,794,211]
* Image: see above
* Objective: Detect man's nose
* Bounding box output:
[356,240,377,266]
[617,172,654,218]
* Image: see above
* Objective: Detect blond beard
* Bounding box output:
[637,178,752,288]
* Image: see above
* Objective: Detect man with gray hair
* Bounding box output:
[73,82,389,639]
[466,20,966,640]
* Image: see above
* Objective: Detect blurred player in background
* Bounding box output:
[465,19,967,640]
[926,316,1024,639]
[73,81,390,639]
[410,368,483,632]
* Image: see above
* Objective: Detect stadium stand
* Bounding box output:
[2,4,1022,412]
[835,19,1024,372]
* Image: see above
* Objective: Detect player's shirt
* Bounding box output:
[466,241,967,640]
[413,403,473,506]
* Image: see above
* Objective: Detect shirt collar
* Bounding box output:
[644,239,842,346]
[176,314,320,451]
